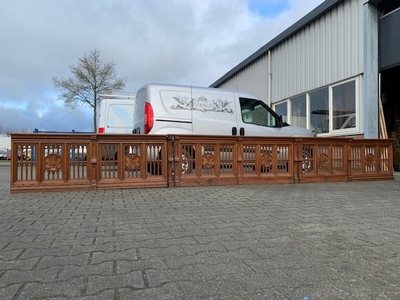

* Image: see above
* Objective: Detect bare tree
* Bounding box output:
[53,49,126,132]
[5,127,12,137]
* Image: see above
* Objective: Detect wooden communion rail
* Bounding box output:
[10,133,394,193]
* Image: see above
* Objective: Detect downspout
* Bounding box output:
[268,49,272,107]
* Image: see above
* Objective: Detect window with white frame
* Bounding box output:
[274,78,358,135]
[275,101,288,122]
[310,88,329,133]
[291,95,306,128]
[332,80,356,131]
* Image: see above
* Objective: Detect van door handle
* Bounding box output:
[232,127,237,135]
[240,127,245,136]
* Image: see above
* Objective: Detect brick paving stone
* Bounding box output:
[243,257,300,271]
[37,253,90,269]
[68,243,115,256]
[90,248,138,264]
[50,289,115,300]
[0,266,59,287]
[145,265,203,287]
[1,166,400,299]
[119,283,185,300]
[17,276,86,299]
[276,282,351,299]
[218,239,266,251]
[195,260,253,280]
[232,270,301,290]
[0,249,25,261]
[337,275,400,299]
[193,233,236,244]
[178,276,251,299]
[0,284,22,300]
[181,241,227,255]
[51,237,95,247]
[117,257,169,274]
[114,239,157,250]
[170,229,208,239]
[138,245,186,260]
[164,248,261,269]
[4,240,55,253]
[19,247,70,260]
[0,257,39,272]
[58,261,113,281]
[85,272,145,295]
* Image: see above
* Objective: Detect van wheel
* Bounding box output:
[147,153,162,176]
[147,149,164,176]
[302,150,313,172]
[147,162,162,176]
[146,147,194,175]
[181,147,194,174]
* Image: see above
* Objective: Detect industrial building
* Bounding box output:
[211,0,400,144]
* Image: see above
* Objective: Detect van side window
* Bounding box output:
[239,98,277,127]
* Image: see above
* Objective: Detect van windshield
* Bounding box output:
[239,98,278,127]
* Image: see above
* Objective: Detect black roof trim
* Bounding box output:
[210,0,345,88]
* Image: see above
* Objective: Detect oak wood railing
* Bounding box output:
[10,134,394,193]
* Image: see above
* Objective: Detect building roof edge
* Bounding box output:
[210,0,345,88]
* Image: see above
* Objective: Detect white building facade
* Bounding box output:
[211,0,400,140]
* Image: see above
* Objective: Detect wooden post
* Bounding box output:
[293,138,301,184]
[379,98,388,139]
[237,136,243,185]
[90,134,98,190]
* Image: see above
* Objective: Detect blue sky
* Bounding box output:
[249,0,289,17]
[0,0,323,133]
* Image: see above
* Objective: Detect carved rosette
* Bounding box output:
[202,153,214,169]
[318,153,329,167]
[260,153,273,168]
[44,154,62,172]
[365,153,375,166]
[125,153,140,171]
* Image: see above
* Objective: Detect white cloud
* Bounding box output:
[0,0,323,132]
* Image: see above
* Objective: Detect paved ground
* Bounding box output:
[1,162,400,300]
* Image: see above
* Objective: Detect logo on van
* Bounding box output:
[171,95,233,114]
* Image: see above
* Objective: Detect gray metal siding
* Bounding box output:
[210,0,346,89]
[217,55,269,102]
[216,0,364,104]
[272,0,363,101]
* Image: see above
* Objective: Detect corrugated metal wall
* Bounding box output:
[273,0,363,100]
[218,55,269,102]
[218,0,364,104]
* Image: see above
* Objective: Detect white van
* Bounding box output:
[132,83,314,137]
[98,94,136,134]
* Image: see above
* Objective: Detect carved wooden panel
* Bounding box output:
[44,154,62,172]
